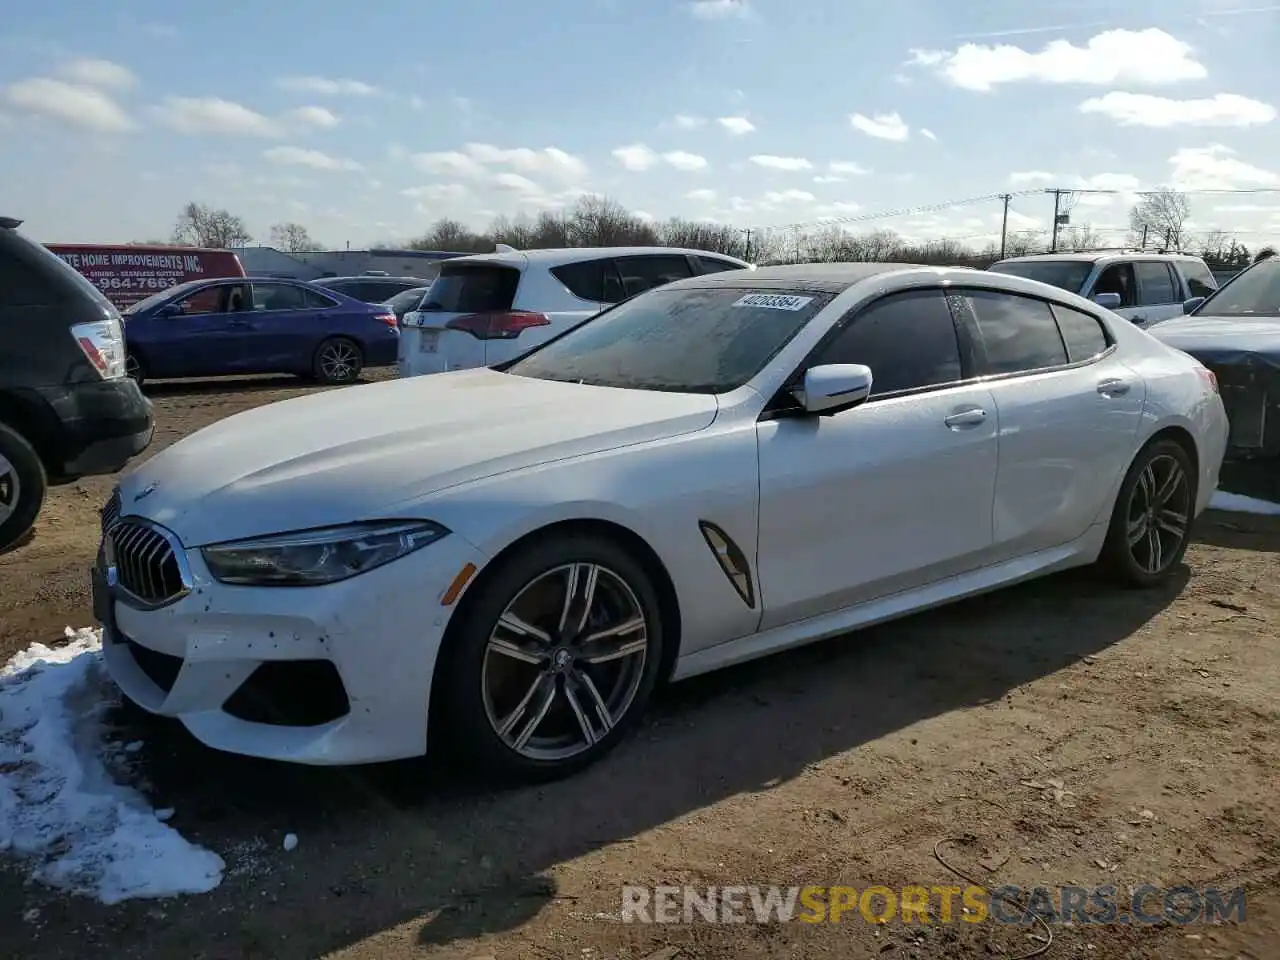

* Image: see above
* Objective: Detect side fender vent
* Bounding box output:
[699,520,756,609]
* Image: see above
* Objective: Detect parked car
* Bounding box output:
[94,262,1226,781]
[313,274,432,304]
[0,216,153,551]
[380,286,429,323]
[397,246,752,378]
[988,252,1218,329]
[120,276,399,385]
[46,243,246,312]
[1148,255,1280,459]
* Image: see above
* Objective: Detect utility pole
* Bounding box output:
[1140,225,1148,250]
[1048,189,1068,253]
[743,228,752,262]
[999,194,1011,259]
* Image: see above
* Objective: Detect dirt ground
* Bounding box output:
[1,371,1278,960]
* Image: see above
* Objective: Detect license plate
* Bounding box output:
[419,330,439,354]
[90,563,118,639]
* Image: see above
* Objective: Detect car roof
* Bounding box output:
[996,252,1206,264]
[664,261,931,293]
[314,275,430,283]
[438,246,751,269]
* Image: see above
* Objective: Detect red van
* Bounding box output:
[44,244,247,311]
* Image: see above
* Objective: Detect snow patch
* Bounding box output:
[0,627,224,904]
[1210,491,1280,516]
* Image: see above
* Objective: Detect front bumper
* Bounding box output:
[97,523,488,765]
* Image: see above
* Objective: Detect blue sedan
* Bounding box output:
[120,276,400,385]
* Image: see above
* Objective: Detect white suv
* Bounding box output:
[397,246,751,377]
[988,252,1218,329]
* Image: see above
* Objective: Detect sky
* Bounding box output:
[2,0,1279,251]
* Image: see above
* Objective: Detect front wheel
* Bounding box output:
[1099,438,1197,587]
[436,534,666,783]
[0,423,48,553]
[312,338,363,385]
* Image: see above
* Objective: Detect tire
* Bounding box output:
[1099,437,1197,588]
[125,352,146,387]
[312,338,363,385]
[0,423,48,554]
[435,533,667,783]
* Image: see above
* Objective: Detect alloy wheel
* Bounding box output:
[0,453,17,525]
[320,342,358,382]
[1125,454,1191,575]
[480,562,650,761]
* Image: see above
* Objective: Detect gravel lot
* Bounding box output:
[0,372,1277,960]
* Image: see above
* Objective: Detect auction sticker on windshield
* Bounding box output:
[732,293,815,311]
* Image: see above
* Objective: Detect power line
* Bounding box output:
[768,189,1046,232]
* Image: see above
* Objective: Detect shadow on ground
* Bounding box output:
[1202,458,1280,552]
[0,564,1189,960]
[141,371,389,398]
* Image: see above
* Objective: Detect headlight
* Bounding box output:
[201,520,449,586]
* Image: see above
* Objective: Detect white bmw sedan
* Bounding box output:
[94,263,1228,781]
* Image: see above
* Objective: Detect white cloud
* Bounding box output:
[686,188,717,201]
[492,172,542,193]
[263,146,362,171]
[152,96,278,136]
[411,150,488,177]
[920,127,938,141]
[463,142,588,180]
[813,175,845,183]
[750,155,813,171]
[4,78,132,132]
[287,105,340,129]
[850,111,910,141]
[613,143,659,171]
[1168,145,1280,190]
[907,28,1207,91]
[278,76,380,96]
[717,116,755,134]
[816,201,863,216]
[1079,92,1276,128]
[663,150,708,171]
[763,189,816,205]
[687,0,749,19]
[829,160,871,175]
[1009,170,1056,185]
[634,210,657,222]
[674,114,705,129]
[59,58,136,91]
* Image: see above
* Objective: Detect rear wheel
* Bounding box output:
[1099,438,1196,587]
[313,338,363,385]
[0,423,48,553]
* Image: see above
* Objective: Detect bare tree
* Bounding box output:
[1128,189,1191,250]
[407,218,492,253]
[269,221,317,253]
[566,195,658,247]
[171,202,252,248]
[1059,224,1104,252]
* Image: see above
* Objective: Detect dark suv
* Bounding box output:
[313,275,431,304]
[0,217,154,551]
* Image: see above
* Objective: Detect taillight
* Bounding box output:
[70,315,126,380]
[444,311,551,340]
[1196,365,1219,394]
[373,312,397,328]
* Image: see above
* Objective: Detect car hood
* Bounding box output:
[119,369,719,546]
[1147,314,1280,357]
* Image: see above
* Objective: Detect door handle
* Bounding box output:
[944,407,988,429]
[1097,378,1131,396]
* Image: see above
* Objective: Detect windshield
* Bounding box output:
[124,279,201,314]
[505,286,833,393]
[1193,259,1280,317]
[988,259,1094,294]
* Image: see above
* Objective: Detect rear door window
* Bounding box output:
[695,256,745,275]
[252,283,309,311]
[421,263,520,313]
[953,289,1069,375]
[551,258,624,304]
[1135,261,1180,305]
[613,255,695,298]
[1052,304,1111,362]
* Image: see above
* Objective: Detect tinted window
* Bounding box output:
[958,290,1068,375]
[988,259,1093,294]
[613,255,694,297]
[305,289,338,308]
[1179,259,1218,298]
[1052,305,1110,363]
[422,264,520,313]
[696,256,744,275]
[1091,263,1137,308]
[1193,259,1280,317]
[1135,261,1178,305]
[507,287,832,393]
[252,283,309,310]
[175,286,225,316]
[551,258,621,303]
[817,290,962,397]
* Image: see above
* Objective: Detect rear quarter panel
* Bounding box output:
[332,305,399,366]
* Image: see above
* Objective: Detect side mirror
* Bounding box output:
[1093,292,1122,310]
[792,364,873,416]
[1183,296,1206,315]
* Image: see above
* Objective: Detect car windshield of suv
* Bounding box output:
[125,280,201,314]
[1193,259,1280,317]
[505,286,834,394]
[987,259,1094,294]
